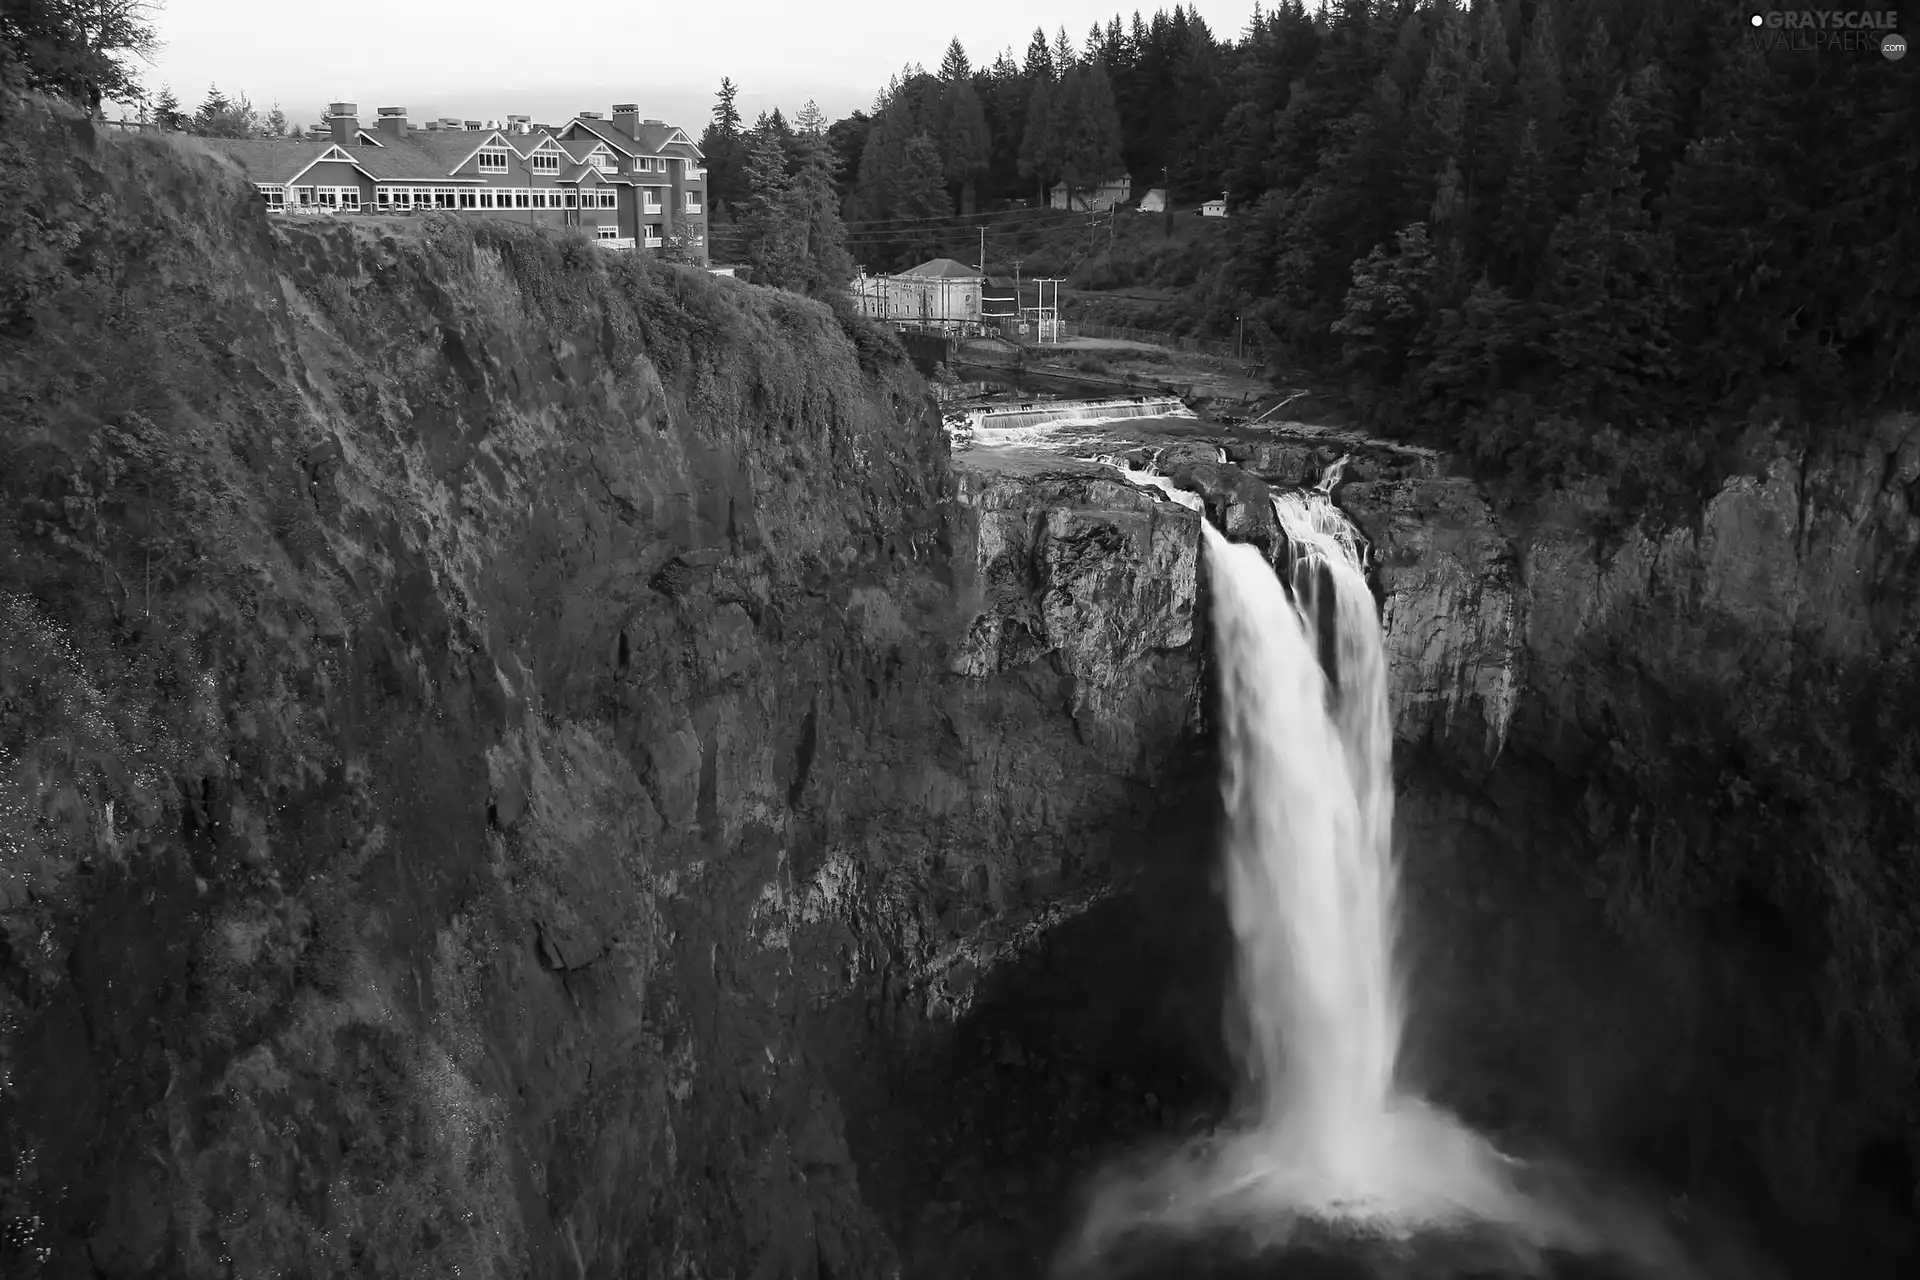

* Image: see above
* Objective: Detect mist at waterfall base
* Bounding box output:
[1055,492,1722,1280]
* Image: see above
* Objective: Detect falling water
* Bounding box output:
[1061,480,1644,1273]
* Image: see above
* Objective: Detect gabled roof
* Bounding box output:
[284,143,381,186]
[899,258,983,279]
[350,135,487,182]
[626,120,704,159]
[565,117,642,157]
[445,130,518,171]
[200,137,328,184]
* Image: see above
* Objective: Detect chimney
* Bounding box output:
[612,104,639,136]
[328,102,358,145]
[376,106,408,138]
[440,117,462,129]
[579,110,603,120]
[642,118,663,127]
[463,119,482,130]
[507,114,530,135]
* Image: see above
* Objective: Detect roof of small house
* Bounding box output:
[899,258,983,279]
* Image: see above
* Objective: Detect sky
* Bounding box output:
[119,0,1266,130]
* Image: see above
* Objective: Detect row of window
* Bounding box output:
[255,184,649,215]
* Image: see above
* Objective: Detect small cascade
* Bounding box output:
[1095,453,1206,513]
[968,395,1192,433]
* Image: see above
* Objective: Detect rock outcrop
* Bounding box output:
[1350,418,1920,1272]
[0,107,1208,1280]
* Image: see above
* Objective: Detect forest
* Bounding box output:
[708,0,1918,501]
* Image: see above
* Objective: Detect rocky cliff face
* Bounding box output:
[0,107,1209,1280]
[1343,418,1920,1271]
[6,102,1914,1280]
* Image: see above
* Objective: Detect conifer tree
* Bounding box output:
[740,124,804,288]
[1018,77,1056,205]
[791,101,854,292]
[1540,91,1676,422]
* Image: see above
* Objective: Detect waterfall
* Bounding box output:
[1062,482,1618,1272]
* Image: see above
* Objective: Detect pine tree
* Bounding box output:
[701,78,749,221]
[1540,91,1677,423]
[897,135,949,261]
[1052,25,1077,75]
[1332,222,1439,386]
[265,103,288,137]
[741,125,804,289]
[943,82,990,213]
[1493,118,1555,296]
[791,101,854,292]
[1018,77,1056,204]
[938,36,970,84]
[1023,27,1055,84]
[152,85,184,132]
[1060,61,1124,203]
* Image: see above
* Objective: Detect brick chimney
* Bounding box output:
[328,102,358,145]
[506,114,530,135]
[376,106,408,139]
[611,104,639,137]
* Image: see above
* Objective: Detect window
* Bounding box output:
[256,184,285,209]
[683,192,701,213]
[458,190,476,209]
[641,191,661,213]
[563,190,578,209]
[644,223,663,246]
[479,191,497,209]
[595,225,620,240]
[477,149,509,172]
[513,190,531,209]
[296,186,315,205]
[531,150,559,173]
[595,153,616,173]
[596,190,618,209]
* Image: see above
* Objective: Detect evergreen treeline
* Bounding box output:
[704,0,1917,496]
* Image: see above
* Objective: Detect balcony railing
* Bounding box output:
[684,201,703,214]
[643,235,663,248]
[641,202,662,214]
[595,236,636,250]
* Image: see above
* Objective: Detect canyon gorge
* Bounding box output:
[2,105,1918,1280]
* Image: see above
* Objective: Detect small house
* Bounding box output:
[1049,174,1132,213]
[1137,187,1166,214]
[1199,195,1229,218]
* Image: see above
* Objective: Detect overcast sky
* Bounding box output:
[124,0,1265,130]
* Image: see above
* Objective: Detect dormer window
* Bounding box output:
[595,152,617,173]
[532,151,559,173]
[478,149,509,172]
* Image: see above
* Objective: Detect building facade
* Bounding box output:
[204,103,707,261]
[849,258,984,332]
[1049,174,1132,212]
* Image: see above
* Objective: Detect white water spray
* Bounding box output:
[1064,481,1612,1269]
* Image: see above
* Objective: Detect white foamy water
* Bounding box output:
[1062,488,1641,1270]
[1096,455,1206,512]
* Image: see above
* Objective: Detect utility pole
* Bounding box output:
[979,225,986,276]
[1161,164,1172,239]
[1107,204,1115,270]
